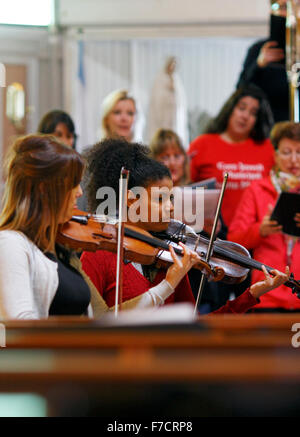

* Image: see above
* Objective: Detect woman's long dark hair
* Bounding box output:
[205,85,274,142]
[37,110,77,149]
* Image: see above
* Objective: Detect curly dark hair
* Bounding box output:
[205,85,274,142]
[84,138,171,212]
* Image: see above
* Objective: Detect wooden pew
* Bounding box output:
[0,314,299,416]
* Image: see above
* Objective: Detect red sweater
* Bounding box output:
[188,134,274,226]
[228,176,300,310]
[81,250,259,314]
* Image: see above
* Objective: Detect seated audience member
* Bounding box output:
[150,128,246,313]
[150,128,189,186]
[37,109,77,149]
[228,121,300,312]
[80,138,289,314]
[0,135,95,319]
[80,90,137,212]
[188,85,275,228]
[0,135,194,319]
[78,89,138,212]
[100,89,136,142]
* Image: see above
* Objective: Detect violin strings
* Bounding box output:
[182,235,272,273]
[123,227,183,256]
[73,214,298,288]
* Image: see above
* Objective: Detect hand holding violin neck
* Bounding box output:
[125,227,217,279]
[249,266,290,300]
[257,264,300,298]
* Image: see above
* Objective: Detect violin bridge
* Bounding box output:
[194,235,200,252]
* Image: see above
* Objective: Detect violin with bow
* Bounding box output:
[153,219,300,299]
[56,209,300,299]
[56,209,224,281]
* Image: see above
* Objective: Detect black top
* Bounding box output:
[46,245,91,316]
[236,38,290,123]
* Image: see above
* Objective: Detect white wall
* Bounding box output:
[58,0,269,26]
[59,0,269,39]
[0,25,63,132]
[64,36,258,151]
[58,0,269,150]
[0,1,270,153]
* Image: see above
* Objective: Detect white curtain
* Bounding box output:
[63,36,256,152]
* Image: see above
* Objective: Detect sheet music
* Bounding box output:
[172,186,220,232]
[99,303,197,326]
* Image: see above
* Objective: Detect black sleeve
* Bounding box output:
[236,40,266,88]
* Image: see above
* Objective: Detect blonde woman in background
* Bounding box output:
[100,89,137,141]
[79,89,138,212]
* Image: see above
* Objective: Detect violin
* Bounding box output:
[153,220,300,299]
[56,209,223,281]
[56,210,300,298]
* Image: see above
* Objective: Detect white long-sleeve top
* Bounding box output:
[0,230,175,320]
[0,230,58,319]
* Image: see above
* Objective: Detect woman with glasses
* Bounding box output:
[150,129,189,186]
[228,121,300,312]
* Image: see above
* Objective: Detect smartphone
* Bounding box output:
[270,16,286,50]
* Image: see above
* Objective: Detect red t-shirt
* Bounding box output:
[81,250,195,307]
[188,134,275,226]
[80,250,259,313]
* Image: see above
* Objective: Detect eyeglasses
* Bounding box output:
[277,150,300,159]
[159,154,185,163]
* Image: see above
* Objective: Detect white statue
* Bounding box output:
[147,57,189,148]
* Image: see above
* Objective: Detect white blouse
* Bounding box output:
[0,230,58,319]
[0,231,175,320]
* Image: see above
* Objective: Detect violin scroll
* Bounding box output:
[288,273,300,299]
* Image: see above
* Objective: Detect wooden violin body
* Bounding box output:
[153,220,251,284]
[56,210,219,279]
[56,211,300,297]
[153,220,300,298]
[57,213,161,265]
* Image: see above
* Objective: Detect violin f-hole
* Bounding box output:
[92,231,113,239]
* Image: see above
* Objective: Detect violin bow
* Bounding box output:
[194,173,228,315]
[115,167,129,317]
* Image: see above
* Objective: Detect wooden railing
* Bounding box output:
[0,314,299,383]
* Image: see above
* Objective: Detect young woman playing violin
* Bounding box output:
[81,138,289,313]
[0,135,164,319]
[0,135,98,319]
